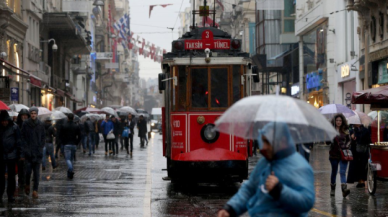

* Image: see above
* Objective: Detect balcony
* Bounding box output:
[115,0,124,13]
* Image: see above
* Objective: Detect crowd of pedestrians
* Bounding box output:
[0,107,149,203]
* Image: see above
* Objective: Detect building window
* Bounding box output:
[283,0,295,33]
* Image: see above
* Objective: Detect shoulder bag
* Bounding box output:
[107,130,115,140]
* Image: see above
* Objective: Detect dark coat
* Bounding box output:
[112,120,121,136]
[21,118,45,163]
[16,109,30,129]
[329,132,350,160]
[84,120,94,133]
[124,118,136,135]
[59,120,81,146]
[0,120,22,161]
[347,126,370,183]
[45,123,55,144]
[137,119,147,138]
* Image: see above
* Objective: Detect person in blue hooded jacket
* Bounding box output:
[218,122,315,217]
[101,116,114,155]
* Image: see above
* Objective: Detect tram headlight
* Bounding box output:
[231,39,241,51]
[173,41,184,51]
[200,124,220,143]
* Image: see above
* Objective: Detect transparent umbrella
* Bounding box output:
[118,106,137,115]
[8,104,28,112]
[55,106,73,114]
[37,107,52,116]
[215,95,338,144]
[347,110,372,126]
[50,111,68,120]
[80,113,104,123]
[319,104,356,119]
[7,111,18,117]
[101,107,118,118]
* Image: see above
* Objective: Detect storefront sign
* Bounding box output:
[29,76,42,88]
[341,65,350,78]
[306,71,322,91]
[96,52,113,60]
[370,47,388,62]
[378,60,388,84]
[10,87,18,102]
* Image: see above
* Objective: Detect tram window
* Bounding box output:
[233,65,241,103]
[191,68,208,108]
[177,66,187,111]
[211,68,228,108]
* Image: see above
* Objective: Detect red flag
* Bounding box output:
[128,43,134,50]
[200,16,219,27]
[142,39,145,49]
[149,4,173,18]
[139,48,144,55]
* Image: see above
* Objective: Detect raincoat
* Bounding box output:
[225,122,315,217]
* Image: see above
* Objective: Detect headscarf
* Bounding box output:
[257,122,296,160]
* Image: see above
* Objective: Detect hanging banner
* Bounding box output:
[10,87,19,102]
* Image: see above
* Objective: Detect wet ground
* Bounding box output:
[1,130,388,216]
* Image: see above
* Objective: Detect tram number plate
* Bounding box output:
[185,39,230,50]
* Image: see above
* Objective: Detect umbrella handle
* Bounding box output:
[260,184,269,194]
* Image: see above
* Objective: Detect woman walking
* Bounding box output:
[347,124,370,188]
[329,113,351,198]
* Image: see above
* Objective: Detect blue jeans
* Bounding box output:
[330,158,349,184]
[25,161,40,191]
[64,145,77,172]
[81,135,87,150]
[42,143,56,168]
[85,133,95,155]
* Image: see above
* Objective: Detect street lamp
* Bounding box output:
[41,38,58,52]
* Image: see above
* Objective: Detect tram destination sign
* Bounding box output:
[184,30,230,50]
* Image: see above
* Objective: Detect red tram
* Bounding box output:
[158,8,259,182]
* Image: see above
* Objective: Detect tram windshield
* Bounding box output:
[172,65,243,111]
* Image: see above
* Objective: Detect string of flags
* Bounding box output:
[149,4,173,18]
[111,13,167,63]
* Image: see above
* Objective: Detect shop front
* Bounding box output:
[55,89,65,107]
[336,59,359,110]
[306,69,324,108]
[41,87,55,110]
[301,22,328,106]
[29,75,42,107]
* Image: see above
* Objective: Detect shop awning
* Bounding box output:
[0,59,30,78]
[43,13,91,55]
[56,89,65,97]
[29,75,42,88]
[352,85,388,105]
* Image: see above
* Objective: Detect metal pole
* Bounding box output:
[378,111,380,143]
[213,0,216,27]
[192,0,195,29]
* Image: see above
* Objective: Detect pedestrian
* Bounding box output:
[347,124,370,188]
[111,116,121,155]
[59,114,81,179]
[21,107,45,199]
[94,120,100,150]
[79,118,87,154]
[54,118,67,159]
[124,113,136,155]
[137,115,148,146]
[329,113,351,198]
[252,140,258,156]
[15,109,29,190]
[101,116,114,155]
[119,115,126,150]
[217,122,315,217]
[0,110,22,203]
[42,117,57,171]
[84,117,95,156]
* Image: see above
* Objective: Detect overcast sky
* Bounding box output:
[130,0,191,79]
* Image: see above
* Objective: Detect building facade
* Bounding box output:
[295,0,360,110]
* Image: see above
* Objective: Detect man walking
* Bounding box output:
[42,117,57,170]
[101,116,114,155]
[137,115,148,146]
[59,114,81,179]
[111,116,121,155]
[84,117,95,156]
[124,113,136,155]
[21,107,45,199]
[15,109,29,191]
[0,110,22,203]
